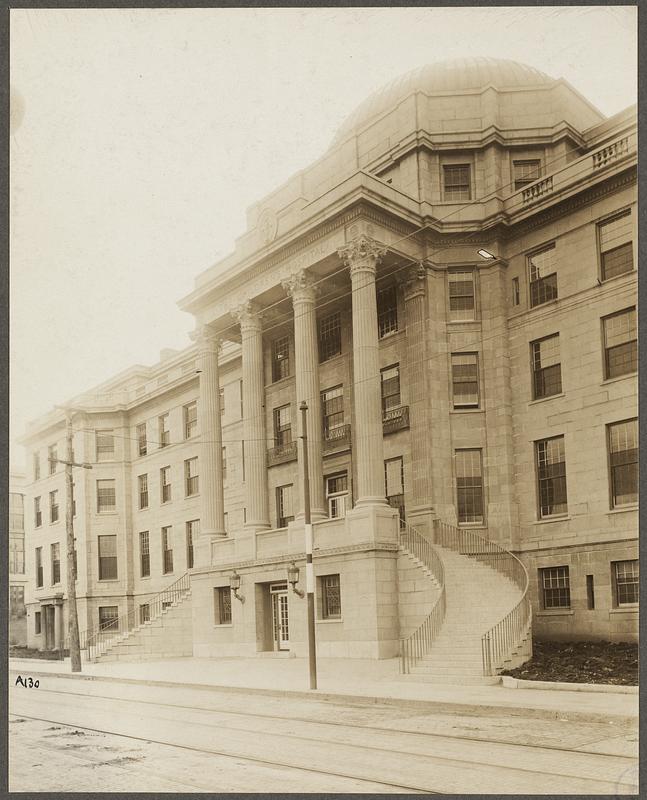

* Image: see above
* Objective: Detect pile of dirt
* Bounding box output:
[502,640,638,685]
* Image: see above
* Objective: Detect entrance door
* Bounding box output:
[44,605,56,650]
[270,582,289,650]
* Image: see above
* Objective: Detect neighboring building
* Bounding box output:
[9,472,27,646]
[20,58,637,665]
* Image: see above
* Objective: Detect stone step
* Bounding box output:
[403,672,501,685]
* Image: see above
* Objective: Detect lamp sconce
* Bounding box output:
[229,570,245,603]
[287,561,305,598]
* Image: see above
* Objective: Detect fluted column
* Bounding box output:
[282,270,325,520]
[192,326,226,543]
[232,301,270,531]
[338,235,388,507]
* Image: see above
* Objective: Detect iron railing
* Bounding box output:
[74,572,190,662]
[323,424,351,452]
[433,520,531,676]
[382,405,410,434]
[399,520,446,674]
[267,440,298,466]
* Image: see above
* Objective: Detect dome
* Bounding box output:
[332,57,555,146]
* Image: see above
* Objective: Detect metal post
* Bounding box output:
[299,401,317,690]
[64,412,82,672]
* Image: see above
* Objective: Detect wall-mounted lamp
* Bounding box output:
[477,248,497,260]
[229,570,245,603]
[287,561,305,598]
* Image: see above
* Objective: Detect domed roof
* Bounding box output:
[332,57,555,146]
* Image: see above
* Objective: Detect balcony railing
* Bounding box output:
[323,424,351,453]
[267,440,298,467]
[383,405,409,434]
[521,176,553,205]
[592,136,629,169]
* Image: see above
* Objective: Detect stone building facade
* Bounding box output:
[20,58,637,660]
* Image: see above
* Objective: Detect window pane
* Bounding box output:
[604,309,637,378]
[455,450,483,524]
[513,159,541,190]
[322,574,341,619]
[377,285,398,337]
[541,566,571,608]
[615,560,639,605]
[443,165,470,200]
[318,312,341,362]
[609,419,638,506]
[380,365,401,411]
[448,270,475,320]
[97,480,116,512]
[536,437,567,517]
[451,353,479,407]
[272,336,290,381]
[531,335,562,399]
[528,246,557,307]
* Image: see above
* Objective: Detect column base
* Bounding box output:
[347,502,398,544]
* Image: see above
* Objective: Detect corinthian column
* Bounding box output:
[282,270,325,520]
[191,327,226,546]
[232,301,270,532]
[338,235,388,507]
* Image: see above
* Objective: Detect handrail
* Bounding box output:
[398,519,446,674]
[433,520,531,676]
[72,572,191,662]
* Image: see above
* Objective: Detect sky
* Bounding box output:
[9,6,637,470]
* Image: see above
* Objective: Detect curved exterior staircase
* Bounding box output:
[398,520,532,684]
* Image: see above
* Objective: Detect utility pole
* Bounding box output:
[299,401,318,690]
[55,406,92,672]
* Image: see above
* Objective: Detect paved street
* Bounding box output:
[9,672,638,794]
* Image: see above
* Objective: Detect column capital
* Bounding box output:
[231,300,263,333]
[281,269,318,304]
[190,325,223,354]
[338,234,386,278]
[402,263,427,302]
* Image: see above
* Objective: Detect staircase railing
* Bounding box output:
[75,572,191,662]
[398,520,446,674]
[433,520,531,676]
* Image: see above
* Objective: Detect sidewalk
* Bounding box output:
[9,655,638,723]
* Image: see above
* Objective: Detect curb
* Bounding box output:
[501,675,638,694]
[8,666,637,726]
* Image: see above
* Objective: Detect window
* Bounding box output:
[222,447,227,481]
[48,444,57,474]
[136,423,147,456]
[599,210,633,281]
[98,606,119,631]
[139,604,150,624]
[35,611,41,634]
[271,336,290,381]
[33,452,40,481]
[185,457,199,496]
[35,547,43,588]
[273,405,292,446]
[158,413,170,448]
[608,419,638,507]
[98,534,118,580]
[443,164,471,201]
[276,485,294,528]
[531,335,562,400]
[528,244,557,307]
[184,401,197,439]
[139,531,150,577]
[451,353,479,408]
[162,526,173,574]
[603,308,637,379]
[214,586,232,624]
[511,276,520,306]
[97,479,116,513]
[326,473,348,519]
[321,574,341,619]
[96,430,115,461]
[540,566,570,609]
[586,575,595,610]
[160,466,172,503]
[318,312,342,362]
[34,496,42,528]
[536,436,567,518]
[455,449,484,524]
[380,365,401,413]
[50,542,61,585]
[49,490,59,523]
[384,457,405,523]
[448,269,475,321]
[377,285,398,337]
[186,520,199,570]
[219,387,225,417]
[513,159,541,191]
[322,386,344,438]
[613,560,639,606]
[138,474,149,510]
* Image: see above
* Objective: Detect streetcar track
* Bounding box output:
[10,694,638,792]
[18,682,637,762]
[9,713,432,795]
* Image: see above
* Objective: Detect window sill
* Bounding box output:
[451,407,483,414]
[319,352,345,368]
[317,618,343,624]
[49,520,61,526]
[528,393,565,406]
[609,606,638,615]
[266,375,295,390]
[528,299,559,313]
[598,270,636,287]
[378,329,403,342]
[97,579,120,583]
[537,609,574,617]
[139,507,149,512]
[533,516,570,525]
[447,319,479,325]
[97,511,118,516]
[457,523,486,529]
[213,623,233,628]
[607,505,638,515]
[185,494,200,500]
[601,373,637,387]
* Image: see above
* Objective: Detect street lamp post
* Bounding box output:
[299,401,318,690]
